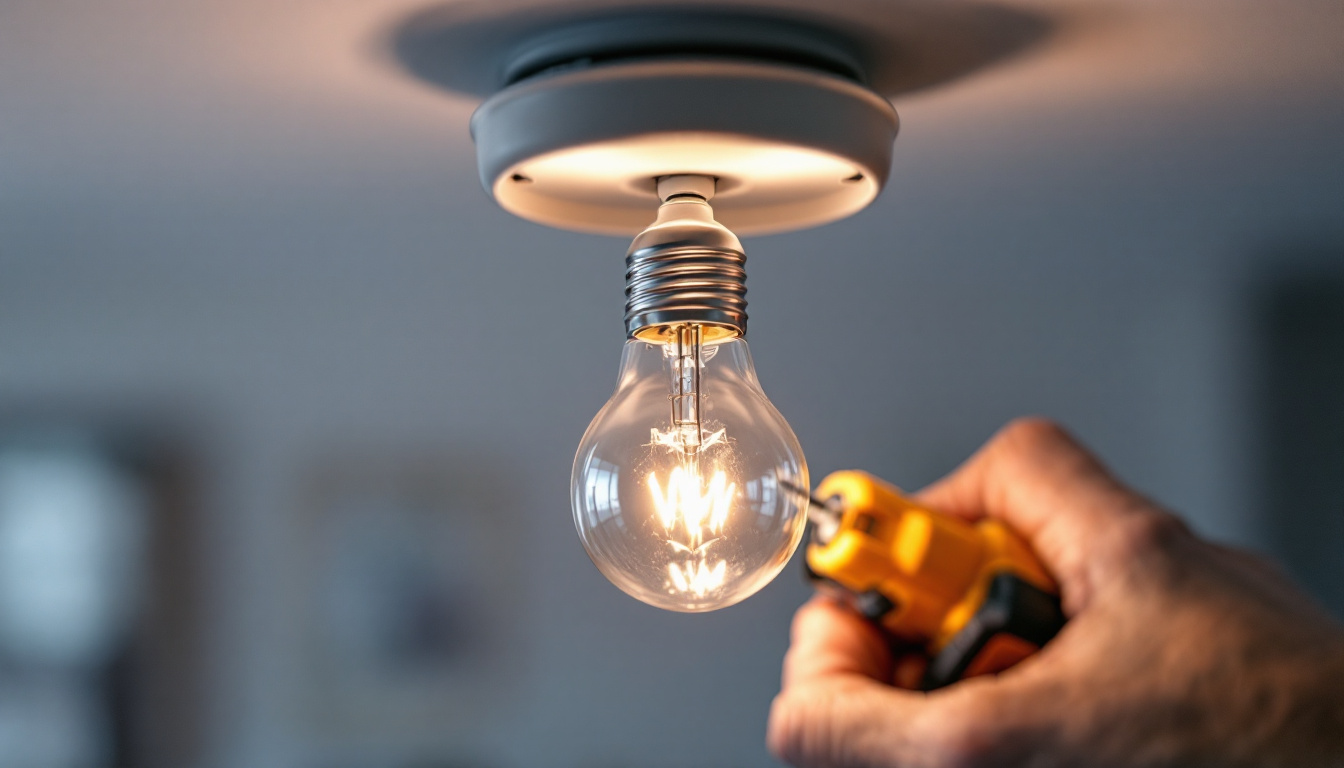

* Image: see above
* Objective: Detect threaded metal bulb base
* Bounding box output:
[624,195,747,341]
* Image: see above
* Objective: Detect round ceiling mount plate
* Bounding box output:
[390,2,1050,236]
[472,58,896,236]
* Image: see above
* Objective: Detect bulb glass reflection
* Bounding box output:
[572,324,808,611]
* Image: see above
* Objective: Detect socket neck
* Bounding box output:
[624,190,747,342]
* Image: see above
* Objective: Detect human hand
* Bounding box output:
[767,418,1344,768]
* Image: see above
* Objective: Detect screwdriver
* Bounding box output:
[784,471,1066,690]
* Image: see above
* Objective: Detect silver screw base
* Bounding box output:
[624,184,747,341]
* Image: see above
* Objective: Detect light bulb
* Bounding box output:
[571,177,809,612]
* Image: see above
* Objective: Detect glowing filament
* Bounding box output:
[668,558,727,596]
[650,426,726,452]
[647,466,734,545]
[648,464,736,596]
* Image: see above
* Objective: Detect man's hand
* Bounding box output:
[767,418,1344,768]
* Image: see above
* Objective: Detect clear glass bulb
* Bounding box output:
[572,324,808,612]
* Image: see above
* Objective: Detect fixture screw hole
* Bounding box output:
[511,173,533,183]
[843,173,865,183]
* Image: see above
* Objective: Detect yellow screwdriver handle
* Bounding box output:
[805,470,1065,689]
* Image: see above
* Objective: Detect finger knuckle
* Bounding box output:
[767,689,836,766]
[784,597,827,645]
[998,416,1069,451]
[1111,507,1187,561]
[765,694,799,763]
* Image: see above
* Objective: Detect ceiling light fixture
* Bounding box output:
[393,3,1047,611]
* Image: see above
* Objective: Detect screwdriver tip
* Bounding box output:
[778,478,830,512]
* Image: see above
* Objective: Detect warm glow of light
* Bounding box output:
[647,463,736,596]
[668,558,727,596]
[650,426,726,452]
[648,466,733,544]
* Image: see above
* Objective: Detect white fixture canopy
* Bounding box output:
[394,2,1049,235]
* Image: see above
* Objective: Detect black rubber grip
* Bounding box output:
[922,572,1066,690]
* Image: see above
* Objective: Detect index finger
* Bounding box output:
[782,596,892,688]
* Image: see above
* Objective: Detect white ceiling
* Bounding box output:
[1,0,1340,207]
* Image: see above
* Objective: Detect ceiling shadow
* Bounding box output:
[384,0,1053,100]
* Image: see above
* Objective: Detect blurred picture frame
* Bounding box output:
[294,448,525,747]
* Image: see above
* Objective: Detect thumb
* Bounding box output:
[914,417,1159,612]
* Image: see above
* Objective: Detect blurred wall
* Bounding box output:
[0,3,1342,767]
[1254,268,1344,616]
